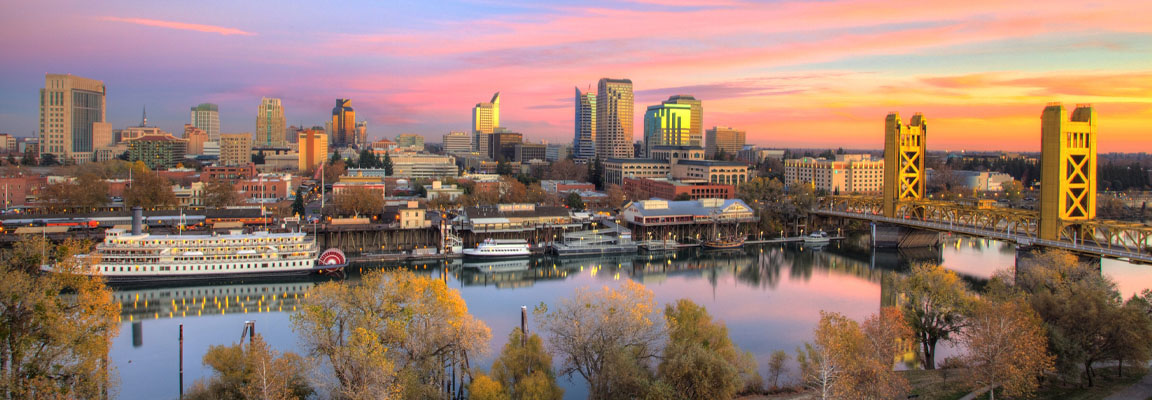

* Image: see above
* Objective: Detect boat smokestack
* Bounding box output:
[132,206,143,235]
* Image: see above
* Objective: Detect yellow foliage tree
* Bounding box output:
[963,299,1054,400]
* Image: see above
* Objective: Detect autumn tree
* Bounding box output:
[525,183,548,204]
[184,335,313,400]
[605,184,627,209]
[468,328,563,400]
[202,179,238,208]
[658,299,761,399]
[500,177,528,203]
[798,309,912,400]
[332,186,383,216]
[963,299,1054,400]
[291,270,491,398]
[0,237,119,398]
[767,351,789,389]
[467,374,508,400]
[42,173,109,211]
[323,159,347,185]
[535,281,664,398]
[899,263,972,369]
[124,166,177,209]
[545,159,588,182]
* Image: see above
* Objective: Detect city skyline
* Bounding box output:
[1,0,1150,152]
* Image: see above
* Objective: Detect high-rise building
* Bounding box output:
[442,131,472,154]
[256,98,286,147]
[662,95,702,147]
[513,143,547,163]
[298,127,329,172]
[190,103,221,141]
[705,126,746,159]
[219,133,252,166]
[472,92,500,157]
[355,121,368,147]
[395,134,425,149]
[39,74,106,164]
[183,124,209,155]
[545,143,571,162]
[643,103,692,157]
[331,99,355,148]
[488,130,523,162]
[573,86,596,161]
[596,78,634,160]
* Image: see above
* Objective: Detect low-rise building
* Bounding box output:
[385,201,430,229]
[237,173,294,203]
[127,134,188,170]
[390,154,459,179]
[784,154,884,194]
[457,203,576,232]
[425,181,464,201]
[739,148,785,164]
[201,164,258,184]
[603,158,672,186]
[172,182,204,207]
[394,134,425,149]
[672,160,748,186]
[623,177,734,200]
[540,180,596,194]
[621,198,756,228]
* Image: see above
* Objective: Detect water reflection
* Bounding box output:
[108,238,1152,400]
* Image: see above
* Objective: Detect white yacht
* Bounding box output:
[803,231,831,244]
[462,238,531,259]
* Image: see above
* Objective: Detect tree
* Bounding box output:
[328,151,340,165]
[1001,179,1024,206]
[798,309,911,400]
[605,184,627,209]
[40,152,58,166]
[5,153,15,165]
[291,270,490,398]
[467,374,509,400]
[658,299,761,399]
[291,186,306,217]
[474,328,563,400]
[0,238,119,398]
[357,149,377,169]
[564,192,584,211]
[767,350,788,389]
[21,149,36,165]
[332,186,383,216]
[535,281,663,398]
[124,167,177,209]
[525,184,548,204]
[500,177,528,203]
[589,158,604,190]
[41,173,109,211]
[381,152,393,176]
[323,159,347,185]
[899,263,972,369]
[203,179,238,208]
[546,159,587,182]
[496,161,514,176]
[251,151,266,165]
[963,299,1054,400]
[184,335,313,400]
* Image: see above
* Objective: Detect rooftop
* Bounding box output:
[677,160,746,167]
[626,198,752,217]
[604,158,668,164]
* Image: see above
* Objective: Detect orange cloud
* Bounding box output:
[99,16,254,36]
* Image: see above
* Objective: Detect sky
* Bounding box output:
[1,0,1150,152]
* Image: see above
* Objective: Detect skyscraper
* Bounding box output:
[595,78,634,159]
[472,92,500,158]
[190,103,221,141]
[662,95,702,147]
[39,74,105,164]
[298,127,329,172]
[705,126,746,159]
[331,99,355,148]
[256,97,286,147]
[573,86,596,161]
[643,103,692,157]
[355,121,368,147]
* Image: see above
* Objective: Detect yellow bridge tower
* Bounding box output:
[882,112,926,218]
[1039,103,1097,240]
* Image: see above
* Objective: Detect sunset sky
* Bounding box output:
[1,0,1149,152]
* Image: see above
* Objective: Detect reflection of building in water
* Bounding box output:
[115,281,315,322]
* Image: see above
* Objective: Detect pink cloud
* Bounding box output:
[99,16,254,36]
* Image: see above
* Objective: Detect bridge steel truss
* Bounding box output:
[821,195,1152,262]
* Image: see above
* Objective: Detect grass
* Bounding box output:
[902,368,971,400]
[1029,365,1148,400]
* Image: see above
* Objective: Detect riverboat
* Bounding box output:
[462,238,531,259]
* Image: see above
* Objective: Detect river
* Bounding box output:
[108,234,1152,399]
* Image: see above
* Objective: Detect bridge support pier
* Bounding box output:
[870,223,941,248]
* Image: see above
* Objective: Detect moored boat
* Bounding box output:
[462,238,531,259]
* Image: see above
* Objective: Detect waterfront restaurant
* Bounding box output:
[620,198,757,243]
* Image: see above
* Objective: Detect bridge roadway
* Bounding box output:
[813,209,1152,264]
